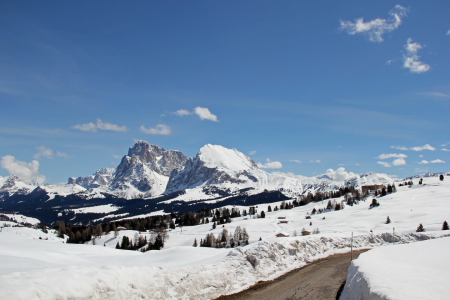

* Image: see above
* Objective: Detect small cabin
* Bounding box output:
[279,220,288,224]
[116,226,127,231]
[301,230,311,236]
[278,217,286,219]
[361,184,384,194]
[305,216,311,219]
[276,232,289,237]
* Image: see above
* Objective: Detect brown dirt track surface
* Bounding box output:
[215,249,369,300]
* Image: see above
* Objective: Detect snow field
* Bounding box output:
[340,237,450,300]
[0,176,449,299]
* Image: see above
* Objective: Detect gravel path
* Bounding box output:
[215,249,369,300]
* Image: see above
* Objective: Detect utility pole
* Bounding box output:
[351,232,353,261]
[393,227,395,245]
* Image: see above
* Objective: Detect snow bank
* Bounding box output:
[1,230,448,300]
[340,237,450,300]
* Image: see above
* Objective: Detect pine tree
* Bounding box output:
[261,211,265,218]
[193,238,198,247]
[213,222,216,229]
[386,216,391,224]
[440,174,444,181]
[116,242,120,249]
[442,221,449,230]
[268,205,272,212]
[416,223,425,232]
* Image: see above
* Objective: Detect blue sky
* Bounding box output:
[1,1,449,183]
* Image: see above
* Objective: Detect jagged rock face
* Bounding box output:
[165,144,261,194]
[125,142,187,177]
[68,168,116,189]
[111,141,187,195]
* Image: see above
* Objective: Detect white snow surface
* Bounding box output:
[69,204,122,214]
[198,144,257,172]
[341,237,450,300]
[0,213,40,226]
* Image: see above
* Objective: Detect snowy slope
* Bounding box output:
[341,237,450,300]
[1,176,450,299]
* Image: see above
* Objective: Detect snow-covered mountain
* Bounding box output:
[110,142,187,198]
[68,168,116,189]
[1,143,399,204]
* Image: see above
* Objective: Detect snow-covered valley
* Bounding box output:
[1,175,449,299]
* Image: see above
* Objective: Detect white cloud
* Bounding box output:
[193,107,218,122]
[290,159,302,164]
[0,155,45,184]
[410,144,436,151]
[447,30,450,35]
[391,146,408,150]
[377,161,391,167]
[140,124,171,135]
[73,122,96,132]
[339,5,407,42]
[174,109,191,116]
[386,60,393,65]
[72,119,128,133]
[377,153,407,160]
[442,148,450,152]
[431,159,445,164]
[391,144,436,151]
[403,38,430,74]
[96,119,128,132]
[34,146,53,159]
[56,151,69,157]
[419,155,424,157]
[257,159,282,169]
[112,155,121,159]
[392,158,406,166]
[441,142,450,147]
[310,160,321,163]
[248,150,257,155]
[321,168,357,181]
[419,160,429,164]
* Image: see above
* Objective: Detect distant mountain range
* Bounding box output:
[0,141,399,225]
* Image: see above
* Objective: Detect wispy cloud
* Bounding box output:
[421,92,450,99]
[419,160,429,164]
[72,119,128,133]
[173,107,219,122]
[386,60,393,65]
[377,161,391,167]
[403,38,430,74]
[377,153,407,160]
[310,160,321,163]
[391,146,409,151]
[56,151,69,157]
[0,155,45,184]
[410,144,436,151]
[447,29,450,35]
[257,159,282,169]
[442,148,450,152]
[140,124,171,135]
[112,155,121,159]
[290,159,302,164]
[33,146,68,159]
[391,144,435,151]
[430,159,445,164]
[248,150,257,155]
[174,109,191,116]
[339,5,407,42]
[34,146,53,160]
[442,142,450,147]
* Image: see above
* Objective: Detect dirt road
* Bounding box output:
[215,249,369,300]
